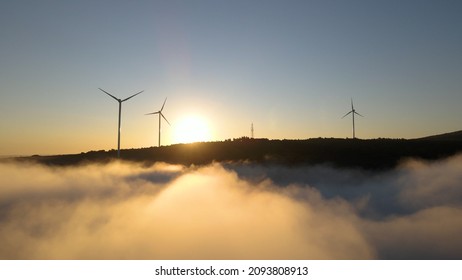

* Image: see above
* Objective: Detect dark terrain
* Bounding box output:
[9,130,462,170]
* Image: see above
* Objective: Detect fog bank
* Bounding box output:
[1,155,462,259]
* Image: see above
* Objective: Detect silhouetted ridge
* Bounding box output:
[415,130,462,141]
[11,136,462,170]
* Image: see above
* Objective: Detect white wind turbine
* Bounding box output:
[99,88,144,157]
[342,98,364,139]
[146,98,170,147]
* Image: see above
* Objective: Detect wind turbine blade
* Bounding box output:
[145,111,160,115]
[351,98,354,110]
[99,88,119,101]
[161,112,171,125]
[355,111,364,117]
[160,97,167,111]
[122,90,144,102]
[342,111,353,119]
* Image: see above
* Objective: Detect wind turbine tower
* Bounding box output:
[251,122,254,139]
[146,98,170,147]
[342,98,364,139]
[99,88,144,158]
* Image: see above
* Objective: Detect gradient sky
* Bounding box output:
[1,0,461,155]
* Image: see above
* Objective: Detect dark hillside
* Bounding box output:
[415,130,462,141]
[12,137,462,170]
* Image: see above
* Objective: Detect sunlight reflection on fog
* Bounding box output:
[1,156,462,259]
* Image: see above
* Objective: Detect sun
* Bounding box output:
[173,115,211,144]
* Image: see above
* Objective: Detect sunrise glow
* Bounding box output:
[173,115,211,144]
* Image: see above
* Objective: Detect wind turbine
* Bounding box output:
[342,98,364,139]
[146,98,170,147]
[99,88,144,157]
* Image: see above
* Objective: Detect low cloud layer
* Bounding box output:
[1,156,462,259]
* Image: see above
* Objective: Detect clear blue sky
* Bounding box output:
[1,0,462,155]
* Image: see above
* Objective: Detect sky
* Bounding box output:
[1,0,462,155]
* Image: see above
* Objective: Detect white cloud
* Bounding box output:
[1,155,462,259]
